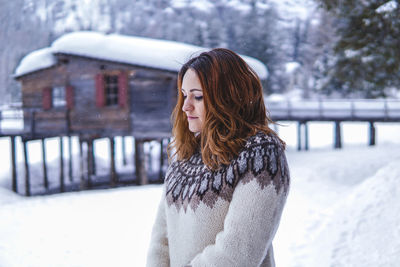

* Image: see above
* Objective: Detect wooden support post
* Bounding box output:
[159,138,164,181]
[92,139,96,175]
[122,136,127,166]
[369,121,376,146]
[22,140,30,196]
[68,136,73,181]
[41,138,49,190]
[132,138,135,183]
[10,136,17,193]
[30,111,36,137]
[59,137,65,192]
[135,139,148,185]
[110,137,118,187]
[334,121,342,149]
[297,121,302,151]
[86,139,96,175]
[87,140,93,188]
[304,122,309,151]
[66,109,71,134]
[79,138,86,190]
[147,142,153,174]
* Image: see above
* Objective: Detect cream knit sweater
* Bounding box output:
[146,132,290,267]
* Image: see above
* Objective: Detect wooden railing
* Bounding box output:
[265,98,400,121]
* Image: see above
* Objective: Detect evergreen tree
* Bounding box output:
[317,0,400,98]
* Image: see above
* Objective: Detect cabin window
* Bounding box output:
[52,86,66,107]
[104,75,119,106]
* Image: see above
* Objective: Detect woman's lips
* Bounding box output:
[187,116,198,120]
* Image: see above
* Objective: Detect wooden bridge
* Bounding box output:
[266,98,400,122]
[265,98,400,150]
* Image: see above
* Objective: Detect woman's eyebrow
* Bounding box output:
[181,88,202,92]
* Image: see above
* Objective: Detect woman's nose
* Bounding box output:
[182,98,193,112]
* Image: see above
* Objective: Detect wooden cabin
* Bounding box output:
[16,54,177,139]
[14,31,267,140]
[14,40,181,139]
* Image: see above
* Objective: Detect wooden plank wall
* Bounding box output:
[19,54,178,137]
[130,69,177,138]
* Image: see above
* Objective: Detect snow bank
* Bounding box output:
[14,31,268,79]
[304,160,400,266]
[274,145,400,267]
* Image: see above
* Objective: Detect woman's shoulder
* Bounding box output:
[242,131,285,152]
[234,130,289,193]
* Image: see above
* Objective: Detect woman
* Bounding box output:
[146,48,290,267]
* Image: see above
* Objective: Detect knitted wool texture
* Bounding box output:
[146,132,290,267]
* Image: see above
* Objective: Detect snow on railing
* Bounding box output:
[265,98,400,120]
[0,106,24,133]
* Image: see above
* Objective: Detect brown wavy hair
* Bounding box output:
[169,48,280,170]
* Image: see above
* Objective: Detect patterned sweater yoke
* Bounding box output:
[146,132,290,267]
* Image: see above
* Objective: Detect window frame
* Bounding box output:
[52,85,67,108]
[104,74,119,107]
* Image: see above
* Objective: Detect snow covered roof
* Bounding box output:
[14,47,56,78]
[14,31,268,79]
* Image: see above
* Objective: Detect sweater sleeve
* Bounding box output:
[187,144,290,267]
[146,186,170,267]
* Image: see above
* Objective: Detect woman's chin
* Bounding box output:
[188,125,202,133]
[189,128,200,133]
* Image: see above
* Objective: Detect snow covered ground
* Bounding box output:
[0,122,399,267]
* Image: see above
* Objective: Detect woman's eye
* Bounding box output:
[182,95,187,99]
[195,96,203,101]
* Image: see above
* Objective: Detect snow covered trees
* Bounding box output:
[2,0,332,102]
[316,0,400,98]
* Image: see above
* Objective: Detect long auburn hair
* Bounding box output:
[169,48,280,170]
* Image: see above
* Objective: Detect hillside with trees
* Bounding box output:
[2,0,397,104]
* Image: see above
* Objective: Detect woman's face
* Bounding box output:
[181,69,205,133]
